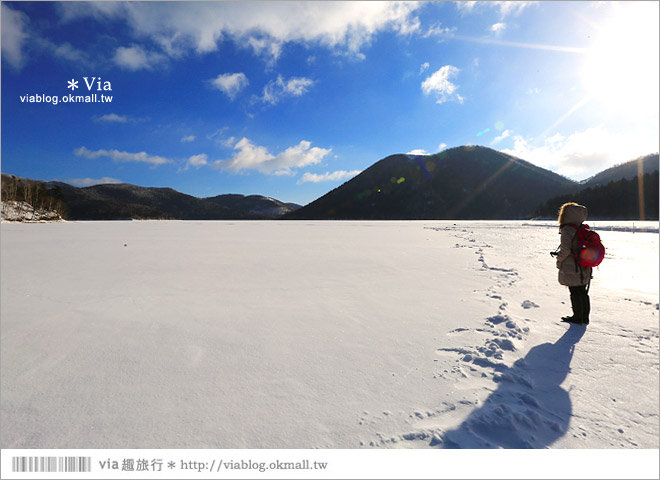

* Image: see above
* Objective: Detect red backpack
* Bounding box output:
[568,223,605,268]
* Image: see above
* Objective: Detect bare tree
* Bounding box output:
[3,176,18,203]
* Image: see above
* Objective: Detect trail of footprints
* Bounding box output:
[435,226,532,372]
[359,227,541,448]
[360,227,659,448]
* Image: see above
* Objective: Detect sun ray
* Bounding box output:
[534,95,592,143]
[446,158,515,218]
[453,35,587,54]
[637,158,646,221]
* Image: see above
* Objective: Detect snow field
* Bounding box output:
[1,220,658,450]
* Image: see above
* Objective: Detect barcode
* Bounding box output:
[11,456,92,473]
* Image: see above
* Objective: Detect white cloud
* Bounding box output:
[57,1,126,23]
[424,22,455,39]
[286,78,314,96]
[35,40,91,65]
[245,37,283,65]
[495,1,536,18]
[217,138,331,176]
[545,133,564,145]
[298,170,362,184]
[74,146,171,165]
[181,135,196,143]
[93,113,148,124]
[1,4,30,70]
[57,2,423,64]
[407,149,430,156]
[490,22,507,34]
[421,65,464,104]
[95,113,130,123]
[217,138,273,172]
[206,128,239,148]
[185,153,208,169]
[419,62,430,75]
[210,72,249,100]
[113,45,166,70]
[68,177,123,187]
[500,125,659,180]
[221,136,237,148]
[457,1,536,18]
[1,4,93,70]
[455,2,478,14]
[396,14,421,36]
[259,75,315,105]
[271,140,331,174]
[490,129,511,145]
[438,143,448,151]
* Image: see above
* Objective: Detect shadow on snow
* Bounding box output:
[436,323,586,448]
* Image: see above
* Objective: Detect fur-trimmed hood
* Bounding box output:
[558,203,588,226]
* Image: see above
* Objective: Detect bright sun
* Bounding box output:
[581,2,659,114]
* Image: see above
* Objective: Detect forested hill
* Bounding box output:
[286,146,580,220]
[535,170,659,220]
[582,153,659,188]
[0,175,300,220]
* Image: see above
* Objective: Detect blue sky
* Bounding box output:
[2,1,658,205]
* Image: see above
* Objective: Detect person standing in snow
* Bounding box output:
[555,202,592,325]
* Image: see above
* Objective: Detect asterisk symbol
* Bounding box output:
[68,79,79,90]
[167,461,176,469]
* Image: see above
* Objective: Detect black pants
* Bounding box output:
[569,285,591,323]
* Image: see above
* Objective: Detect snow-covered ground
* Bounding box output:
[0,200,61,222]
[1,220,658,451]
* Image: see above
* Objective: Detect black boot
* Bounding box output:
[562,316,583,324]
[583,290,590,325]
[568,286,585,324]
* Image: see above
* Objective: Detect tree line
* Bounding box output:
[1,175,63,221]
[535,171,659,220]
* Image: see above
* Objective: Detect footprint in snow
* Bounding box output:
[521,300,540,309]
[430,324,587,449]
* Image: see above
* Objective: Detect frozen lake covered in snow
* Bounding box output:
[1,220,658,450]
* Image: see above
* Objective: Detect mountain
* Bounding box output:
[47,182,238,220]
[581,153,659,188]
[4,148,657,222]
[205,194,301,217]
[535,170,659,220]
[285,146,580,220]
[1,174,300,220]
